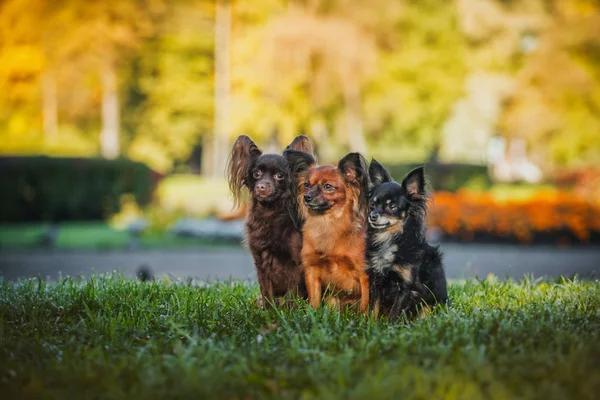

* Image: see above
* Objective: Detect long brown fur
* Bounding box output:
[227,135,262,209]
[284,151,370,313]
[226,135,315,306]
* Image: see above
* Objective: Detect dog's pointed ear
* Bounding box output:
[401,166,426,200]
[284,149,317,214]
[338,153,367,185]
[226,135,263,208]
[338,152,369,215]
[368,158,392,189]
[283,149,316,177]
[286,135,315,158]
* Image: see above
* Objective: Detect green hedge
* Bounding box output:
[0,156,158,222]
[386,162,491,192]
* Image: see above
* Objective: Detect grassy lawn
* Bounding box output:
[0,222,239,250]
[1,276,599,399]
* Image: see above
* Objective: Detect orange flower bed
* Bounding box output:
[428,191,600,244]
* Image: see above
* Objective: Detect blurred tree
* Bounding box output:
[0,0,165,158]
[364,0,468,162]
[0,0,46,146]
[2,0,599,171]
[208,0,231,179]
[232,1,378,160]
[127,1,214,173]
[499,0,600,167]
[63,0,164,159]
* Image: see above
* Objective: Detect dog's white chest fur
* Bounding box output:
[369,233,398,273]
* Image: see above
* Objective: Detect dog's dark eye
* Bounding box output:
[253,170,262,179]
[323,183,334,190]
[388,204,398,211]
[274,172,284,181]
[304,182,310,189]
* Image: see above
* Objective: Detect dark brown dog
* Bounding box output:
[284,150,370,313]
[227,135,315,306]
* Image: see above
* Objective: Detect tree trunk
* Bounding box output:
[201,134,214,176]
[100,65,120,159]
[343,83,367,154]
[210,0,231,179]
[41,71,58,141]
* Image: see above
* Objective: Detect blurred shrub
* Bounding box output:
[386,162,492,192]
[143,205,187,236]
[429,191,600,244]
[156,175,234,217]
[0,156,158,222]
[109,194,145,230]
[553,166,600,200]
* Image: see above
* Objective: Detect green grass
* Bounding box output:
[1,276,599,399]
[0,222,240,250]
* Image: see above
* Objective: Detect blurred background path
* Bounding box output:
[1,244,598,282]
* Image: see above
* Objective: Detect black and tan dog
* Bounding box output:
[365,160,448,320]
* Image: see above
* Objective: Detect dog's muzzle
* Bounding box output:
[369,211,379,223]
[369,212,391,229]
[303,194,330,211]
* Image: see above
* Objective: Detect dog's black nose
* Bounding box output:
[369,211,379,222]
[304,193,313,202]
[257,183,269,191]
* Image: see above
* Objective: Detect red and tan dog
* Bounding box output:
[283,150,370,312]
